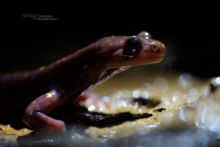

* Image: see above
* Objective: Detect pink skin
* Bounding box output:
[23,90,66,132]
[20,31,166,132]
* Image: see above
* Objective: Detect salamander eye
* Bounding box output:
[122,36,143,58]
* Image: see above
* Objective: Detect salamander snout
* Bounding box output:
[148,41,166,55]
[138,31,166,56]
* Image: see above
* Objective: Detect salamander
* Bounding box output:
[0,31,166,132]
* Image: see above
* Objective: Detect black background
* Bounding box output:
[1,4,220,78]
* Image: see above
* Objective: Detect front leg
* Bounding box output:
[23,89,67,133]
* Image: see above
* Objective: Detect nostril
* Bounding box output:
[150,45,160,53]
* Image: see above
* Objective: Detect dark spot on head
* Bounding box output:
[122,36,143,58]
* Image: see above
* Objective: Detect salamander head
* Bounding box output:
[95,31,166,68]
[82,31,166,83]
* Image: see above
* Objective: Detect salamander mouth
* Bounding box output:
[145,54,165,60]
[139,54,165,60]
[150,54,164,58]
[148,56,165,63]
